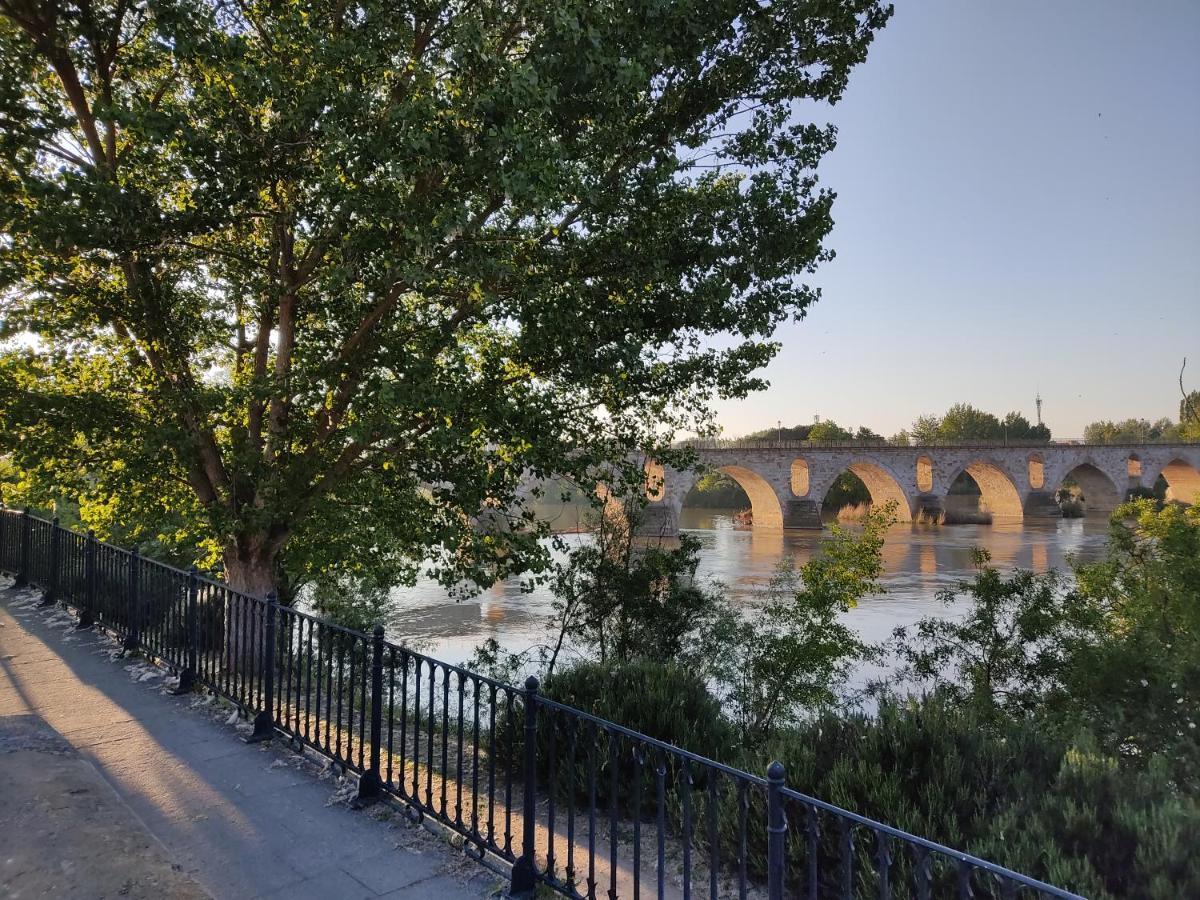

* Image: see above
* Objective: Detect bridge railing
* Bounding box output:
[678,437,1200,450]
[0,506,1084,900]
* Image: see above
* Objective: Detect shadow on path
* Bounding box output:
[0,582,498,900]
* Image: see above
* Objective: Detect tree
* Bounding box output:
[707,504,891,744]
[937,403,1002,441]
[893,549,1095,722]
[807,419,854,442]
[1180,391,1200,440]
[0,0,892,600]
[1001,410,1050,441]
[910,415,942,444]
[908,404,1049,444]
[1083,418,1180,444]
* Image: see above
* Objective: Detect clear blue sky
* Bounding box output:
[712,0,1200,440]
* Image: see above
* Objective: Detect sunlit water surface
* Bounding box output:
[382,505,1111,691]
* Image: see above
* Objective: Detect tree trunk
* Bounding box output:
[222,540,281,674]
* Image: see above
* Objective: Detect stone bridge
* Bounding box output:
[634,442,1200,535]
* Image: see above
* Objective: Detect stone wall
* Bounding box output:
[635,444,1200,536]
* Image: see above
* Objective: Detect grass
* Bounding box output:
[914,507,993,525]
[835,502,871,522]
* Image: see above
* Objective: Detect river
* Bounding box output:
[383,505,1113,688]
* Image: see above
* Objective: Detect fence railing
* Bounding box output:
[0,507,1085,900]
[678,437,1200,451]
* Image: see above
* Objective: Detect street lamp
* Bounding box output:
[777,419,782,446]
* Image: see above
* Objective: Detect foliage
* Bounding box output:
[705,505,891,745]
[909,414,943,444]
[543,658,735,760]
[737,417,884,444]
[549,527,726,673]
[823,470,872,509]
[807,419,854,442]
[764,694,1200,900]
[1083,417,1183,444]
[478,496,1200,896]
[909,403,1051,444]
[0,0,891,596]
[306,575,395,636]
[684,470,751,509]
[892,549,1098,721]
[894,500,1200,786]
[469,499,729,683]
[1181,390,1200,439]
[1066,500,1200,781]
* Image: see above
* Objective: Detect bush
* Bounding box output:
[518,659,736,827]
[543,658,734,760]
[759,694,1200,899]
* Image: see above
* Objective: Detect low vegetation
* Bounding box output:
[473,500,1200,899]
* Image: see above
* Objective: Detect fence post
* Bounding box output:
[767,760,787,900]
[509,675,540,896]
[14,507,32,587]
[37,517,60,608]
[172,567,198,694]
[246,592,277,743]
[123,546,141,653]
[77,529,96,629]
[354,624,386,807]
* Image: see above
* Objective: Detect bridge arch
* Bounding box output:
[704,465,785,527]
[821,460,913,521]
[950,460,1024,520]
[1156,458,1200,505]
[1055,462,1122,515]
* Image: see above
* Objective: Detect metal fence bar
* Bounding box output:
[0,506,1086,900]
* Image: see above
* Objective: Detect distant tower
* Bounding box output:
[1035,391,1043,426]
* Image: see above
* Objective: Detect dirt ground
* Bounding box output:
[0,713,209,899]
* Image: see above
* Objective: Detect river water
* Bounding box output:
[384,506,1113,687]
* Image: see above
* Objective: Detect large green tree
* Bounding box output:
[911,403,1050,444]
[0,0,890,598]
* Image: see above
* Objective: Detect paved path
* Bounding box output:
[0,582,502,900]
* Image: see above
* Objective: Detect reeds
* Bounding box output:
[835,502,871,522]
[914,507,993,525]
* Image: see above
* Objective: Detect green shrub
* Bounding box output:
[508,659,735,826]
[543,658,734,760]
[756,694,1200,899]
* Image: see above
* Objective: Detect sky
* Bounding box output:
[710,0,1200,440]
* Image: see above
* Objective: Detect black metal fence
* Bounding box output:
[0,507,1084,900]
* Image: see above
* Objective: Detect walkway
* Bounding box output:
[0,581,500,900]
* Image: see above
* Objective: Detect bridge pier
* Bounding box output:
[636,503,679,538]
[782,499,822,529]
[913,494,943,522]
[1023,490,1062,518]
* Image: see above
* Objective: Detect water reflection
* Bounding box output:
[386,506,1112,673]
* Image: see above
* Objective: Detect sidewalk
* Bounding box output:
[0,581,502,900]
